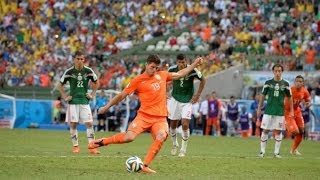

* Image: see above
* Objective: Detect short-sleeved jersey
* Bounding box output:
[261,78,291,116]
[124,71,173,117]
[285,86,310,111]
[168,65,203,103]
[60,66,98,104]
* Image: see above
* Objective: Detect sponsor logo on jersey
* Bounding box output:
[154,74,161,80]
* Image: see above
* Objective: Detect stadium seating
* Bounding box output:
[0,0,319,92]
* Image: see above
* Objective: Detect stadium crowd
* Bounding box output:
[0,0,319,90]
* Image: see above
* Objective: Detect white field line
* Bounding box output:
[1,155,320,160]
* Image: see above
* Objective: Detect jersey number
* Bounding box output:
[180,79,184,87]
[77,81,83,87]
[274,90,279,97]
[151,82,160,91]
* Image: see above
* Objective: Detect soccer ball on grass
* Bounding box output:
[125,156,143,173]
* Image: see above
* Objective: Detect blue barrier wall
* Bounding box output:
[0,99,13,119]
[0,98,319,131]
[14,99,53,128]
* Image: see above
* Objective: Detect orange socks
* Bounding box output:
[292,134,302,151]
[143,140,163,166]
[102,133,126,145]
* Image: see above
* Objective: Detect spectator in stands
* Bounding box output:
[304,45,317,72]
[2,0,320,89]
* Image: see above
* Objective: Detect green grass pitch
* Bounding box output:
[0,129,319,180]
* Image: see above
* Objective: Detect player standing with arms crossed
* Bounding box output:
[57,51,100,154]
[285,75,311,155]
[88,55,204,173]
[257,64,293,158]
[168,54,206,157]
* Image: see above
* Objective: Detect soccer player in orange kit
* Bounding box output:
[88,54,204,173]
[285,75,311,155]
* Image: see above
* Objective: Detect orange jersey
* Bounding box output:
[124,71,173,117]
[285,86,310,111]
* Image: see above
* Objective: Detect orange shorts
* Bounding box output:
[127,112,169,140]
[285,110,304,133]
[207,117,220,128]
[241,130,251,138]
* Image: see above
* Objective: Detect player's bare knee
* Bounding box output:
[124,136,135,142]
[155,131,168,142]
[124,132,136,142]
[85,122,93,128]
[70,122,77,129]
[292,131,298,136]
[170,120,178,129]
[182,124,189,130]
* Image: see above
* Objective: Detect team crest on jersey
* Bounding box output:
[77,73,82,81]
[275,84,279,90]
[154,74,161,80]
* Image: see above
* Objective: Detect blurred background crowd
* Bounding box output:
[0,0,319,90]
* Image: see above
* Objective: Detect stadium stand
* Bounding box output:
[1,0,320,137]
[0,0,319,97]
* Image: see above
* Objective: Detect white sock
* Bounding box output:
[181,129,190,153]
[274,133,283,155]
[170,127,178,147]
[70,128,78,146]
[86,127,95,143]
[260,132,268,153]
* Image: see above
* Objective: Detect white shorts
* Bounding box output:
[66,104,93,123]
[168,97,192,120]
[261,114,285,130]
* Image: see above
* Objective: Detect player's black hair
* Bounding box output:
[295,75,304,81]
[73,50,84,58]
[272,63,284,71]
[176,54,186,61]
[146,54,161,65]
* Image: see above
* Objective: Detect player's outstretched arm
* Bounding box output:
[172,57,203,80]
[98,91,128,114]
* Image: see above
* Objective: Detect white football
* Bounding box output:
[125,156,143,173]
